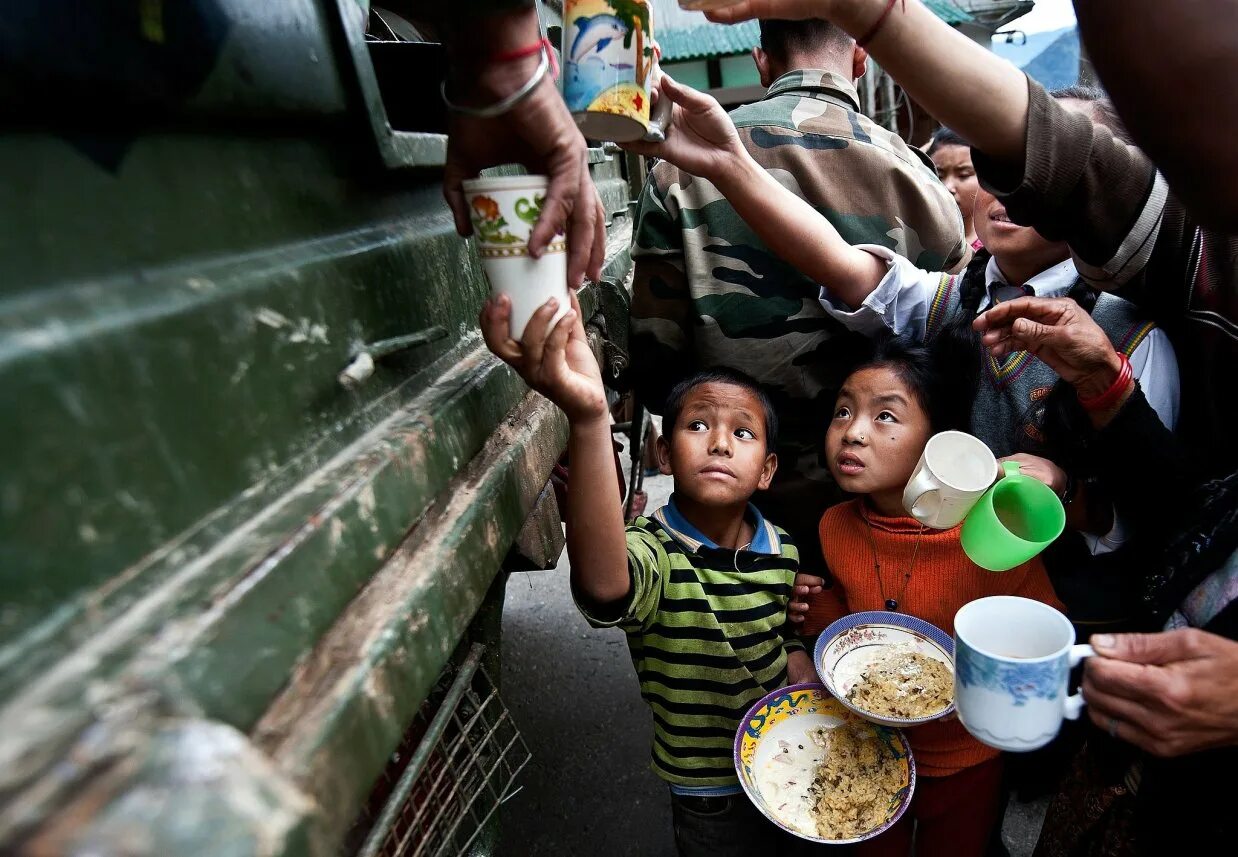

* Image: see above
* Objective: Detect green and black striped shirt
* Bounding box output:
[578,501,804,789]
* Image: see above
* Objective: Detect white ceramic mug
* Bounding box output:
[461,174,569,341]
[953,596,1094,752]
[902,431,998,529]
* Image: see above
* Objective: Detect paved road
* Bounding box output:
[500,463,1047,856]
[501,466,677,857]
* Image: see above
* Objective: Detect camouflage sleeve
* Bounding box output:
[628,168,695,414]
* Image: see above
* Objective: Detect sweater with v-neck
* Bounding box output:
[805,499,1065,776]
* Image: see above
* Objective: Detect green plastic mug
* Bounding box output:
[961,461,1066,572]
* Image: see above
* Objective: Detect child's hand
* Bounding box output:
[621,76,747,185]
[785,649,817,686]
[480,292,608,425]
[998,453,1067,498]
[787,573,825,624]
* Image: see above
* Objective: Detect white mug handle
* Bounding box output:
[1063,644,1095,720]
[903,466,941,524]
[645,60,673,142]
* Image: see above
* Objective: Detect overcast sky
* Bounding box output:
[1015,0,1077,34]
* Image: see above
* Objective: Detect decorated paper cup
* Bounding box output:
[461,174,569,341]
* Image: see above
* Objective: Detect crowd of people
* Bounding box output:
[435,1,1238,855]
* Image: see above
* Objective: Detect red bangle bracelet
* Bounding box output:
[1078,353,1134,411]
[857,0,905,48]
[493,36,559,80]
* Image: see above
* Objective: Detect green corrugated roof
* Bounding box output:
[923,0,974,25]
[660,20,761,63]
[658,1,973,62]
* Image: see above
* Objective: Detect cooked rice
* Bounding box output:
[807,724,903,839]
[846,649,953,719]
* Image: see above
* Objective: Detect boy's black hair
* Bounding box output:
[662,368,779,453]
[926,127,969,156]
[846,334,972,435]
[758,18,853,63]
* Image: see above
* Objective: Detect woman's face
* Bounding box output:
[930,144,979,225]
[826,365,932,506]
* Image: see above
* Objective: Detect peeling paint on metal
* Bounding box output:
[253,307,291,329]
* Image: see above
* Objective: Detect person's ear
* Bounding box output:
[656,434,673,476]
[852,45,869,81]
[753,47,772,89]
[757,452,778,491]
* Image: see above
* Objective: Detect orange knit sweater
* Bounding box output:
[806,499,1066,778]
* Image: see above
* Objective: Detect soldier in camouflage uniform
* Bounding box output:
[629,19,967,572]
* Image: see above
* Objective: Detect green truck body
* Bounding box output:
[0,2,637,853]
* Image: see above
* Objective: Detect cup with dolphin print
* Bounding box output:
[563,0,673,142]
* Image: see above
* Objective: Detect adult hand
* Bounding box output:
[786,649,817,686]
[621,76,747,185]
[998,453,1067,497]
[479,292,608,424]
[703,1,834,24]
[788,573,825,624]
[973,296,1123,401]
[1083,629,1238,757]
[442,13,605,289]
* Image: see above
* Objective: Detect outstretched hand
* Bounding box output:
[972,296,1123,395]
[621,75,748,185]
[479,292,608,425]
[703,1,833,24]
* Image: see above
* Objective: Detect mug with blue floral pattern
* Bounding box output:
[953,596,1094,752]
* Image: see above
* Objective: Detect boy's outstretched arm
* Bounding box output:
[623,76,886,309]
[480,294,630,606]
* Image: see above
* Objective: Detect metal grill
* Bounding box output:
[348,644,531,857]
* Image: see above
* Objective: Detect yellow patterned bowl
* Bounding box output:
[734,683,915,843]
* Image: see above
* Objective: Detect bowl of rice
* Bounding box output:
[734,683,915,844]
[814,612,956,728]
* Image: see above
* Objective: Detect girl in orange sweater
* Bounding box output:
[804,335,1064,857]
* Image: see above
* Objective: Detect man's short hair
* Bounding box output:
[662,368,779,452]
[1050,85,1133,145]
[758,19,854,64]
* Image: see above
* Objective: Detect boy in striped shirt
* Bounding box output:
[481,292,814,856]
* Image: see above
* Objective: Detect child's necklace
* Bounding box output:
[861,516,927,612]
[733,541,752,571]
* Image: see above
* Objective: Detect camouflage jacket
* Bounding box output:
[629,69,966,542]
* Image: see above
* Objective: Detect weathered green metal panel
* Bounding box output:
[1,0,635,853]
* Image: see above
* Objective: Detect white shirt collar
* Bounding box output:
[982,256,1079,310]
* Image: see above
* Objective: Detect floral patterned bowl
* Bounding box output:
[814,612,956,728]
[734,683,915,843]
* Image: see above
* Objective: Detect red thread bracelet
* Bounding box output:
[493,36,559,80]
[857,0,904,48]
[1078,353,1134,411]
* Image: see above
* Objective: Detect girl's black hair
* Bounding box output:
[845,334,972,435]
[926,127,969,156]
[663,367,779,452]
